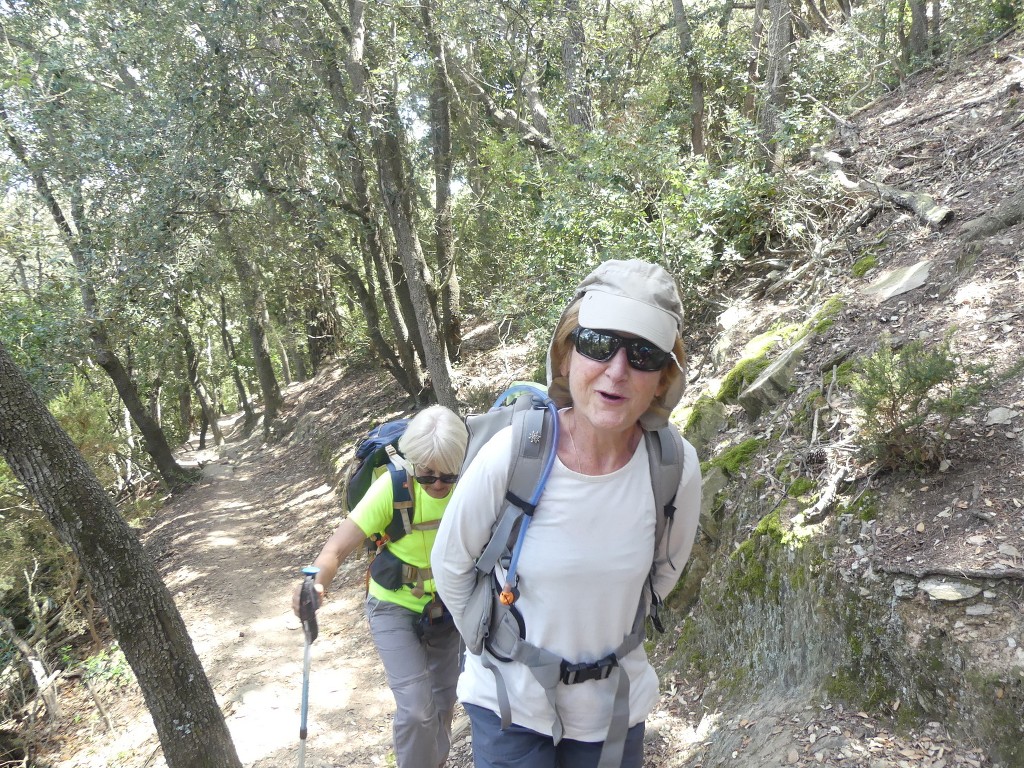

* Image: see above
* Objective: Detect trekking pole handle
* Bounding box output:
[299,566,320,644]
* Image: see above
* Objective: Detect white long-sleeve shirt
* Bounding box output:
[432,423,701,740]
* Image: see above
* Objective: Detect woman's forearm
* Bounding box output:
[312,518,366,595]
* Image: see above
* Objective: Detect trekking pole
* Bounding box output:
[297,565,320,768]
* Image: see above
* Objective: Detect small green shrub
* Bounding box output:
[461,383,504,415]
[48,376,122,490]
[83,644,132,687]
[851,334,991,471]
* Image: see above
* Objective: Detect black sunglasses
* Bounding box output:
[414,472,459,486]
[572,327,671,372]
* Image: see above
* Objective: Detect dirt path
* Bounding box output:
[145,408,411,767]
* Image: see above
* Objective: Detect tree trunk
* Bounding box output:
[254,165,423,399]
[149,377,162,426]
[216,217,283,429]
[521,66,552,138]
[91,322,193,488]
[1,110,192,490]
[802,0,832,32]
[0,615,59,721]
[174,303,224,447]
[420,0,463,362]
[671,0,707,155]
[346,0,457,409]
[908,0,929,59]
[353,149,425,396]
[930,0,942,55]
[760,0,793,169]
[718,0,736,32]
[178,376,195,442]
[302,260,341,375]
[219,293,257,432]
[562,0,594,130]
[374,94,457,406]
[303,35,427,398]
[0,341,242,768]
[274,327,293,386]
[745,0,767,119]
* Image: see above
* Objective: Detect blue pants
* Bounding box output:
[464,702,646,768]
[366,596,461,768]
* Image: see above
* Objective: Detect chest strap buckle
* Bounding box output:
[560,653,618,685]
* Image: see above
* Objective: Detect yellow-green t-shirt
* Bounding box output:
[349,470,452,613]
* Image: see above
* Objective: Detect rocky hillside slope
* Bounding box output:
[661,29,1024,768]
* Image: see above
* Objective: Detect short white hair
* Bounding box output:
[398,405,468,475]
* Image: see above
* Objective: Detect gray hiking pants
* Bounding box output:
[366,595,460,768]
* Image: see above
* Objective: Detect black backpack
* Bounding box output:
[343,419,417,563]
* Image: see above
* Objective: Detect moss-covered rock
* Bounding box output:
[717,355,772,403]
[703,438,764,477]
[679,395,728,460]
[737,336,810,420]
[852,255,878,277]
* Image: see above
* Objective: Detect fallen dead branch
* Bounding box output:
[801,466,849,524]
[958,190,1024,241]
[812,148,953,228]
[873,561,1024,581]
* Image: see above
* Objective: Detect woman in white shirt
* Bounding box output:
[433,260,702,768]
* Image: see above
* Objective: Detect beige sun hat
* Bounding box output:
[546,259,686,429]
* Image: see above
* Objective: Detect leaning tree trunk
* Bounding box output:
[346,0,457,409]
[0,113,193,490]
[0,341,242,768]
[89,325,195,488]
[373,97,457,407]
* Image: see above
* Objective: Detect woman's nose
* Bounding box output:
[605,347,631,376]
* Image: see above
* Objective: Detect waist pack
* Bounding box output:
[458,384,685,768]
[368,547,435,592]
[416,597,455,640]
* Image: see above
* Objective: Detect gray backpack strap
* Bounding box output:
[474,403,552,575]
[644,425,685,569]
[462,389,557,657]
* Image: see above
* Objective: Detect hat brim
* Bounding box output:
[578,291,677,352]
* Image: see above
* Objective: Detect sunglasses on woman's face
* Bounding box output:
[414,472,459,486]
[572,327,671,372]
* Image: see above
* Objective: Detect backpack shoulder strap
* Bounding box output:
[639,424,685,634]
[644,424,685,551]
[474,399,555,575]
[382,460,415,542]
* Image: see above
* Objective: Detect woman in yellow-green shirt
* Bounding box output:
[293,405,468,768]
